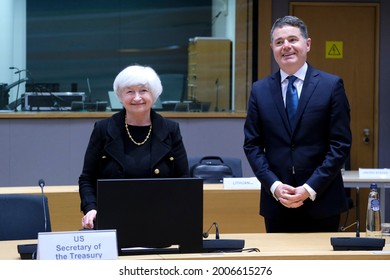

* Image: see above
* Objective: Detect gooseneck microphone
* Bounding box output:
[203,222,220,239]
[340,187,360,236]
[330,186,385,250]
[10,67,27,75]
[202,222,245,252]
[16,179,48,260]
[38,179,48,232]
[9,66,19,72]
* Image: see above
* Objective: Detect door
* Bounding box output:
[290,2,380,232]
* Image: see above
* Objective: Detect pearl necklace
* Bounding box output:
[124,116,152,146]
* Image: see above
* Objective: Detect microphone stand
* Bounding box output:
[34,85,66,111]
[48,91,66,110]
[356,187,360,237]
[330,186,385,250]
[39,179,48,233]
[202,222,245,252]
[17,179,49,260]
[214,78,219,112]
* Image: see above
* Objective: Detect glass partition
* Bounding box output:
[22,0,253,114]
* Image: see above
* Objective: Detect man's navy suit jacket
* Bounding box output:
[244,65,352,219]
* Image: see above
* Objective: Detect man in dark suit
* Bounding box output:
[243,16,352,232]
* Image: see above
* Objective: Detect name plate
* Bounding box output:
[37,230,118,260]
[223,177,261,190]
[359,168,390,179]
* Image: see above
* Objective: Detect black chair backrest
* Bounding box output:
[188,156,243,183]
[0,194,51,241]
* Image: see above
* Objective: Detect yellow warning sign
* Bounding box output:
[326,41,343,59]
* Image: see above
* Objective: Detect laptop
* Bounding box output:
[108,91,123,111]
[96,178,203,255]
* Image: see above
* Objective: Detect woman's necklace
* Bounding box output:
[124,116,152,146]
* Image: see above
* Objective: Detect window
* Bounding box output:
[24,0,254,114]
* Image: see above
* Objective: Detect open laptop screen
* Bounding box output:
[108,91,123,111]
[96,178,203,255]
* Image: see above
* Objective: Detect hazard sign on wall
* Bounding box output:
[325,41,343,59]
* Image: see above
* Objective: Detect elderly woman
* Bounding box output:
[79,65,189,229]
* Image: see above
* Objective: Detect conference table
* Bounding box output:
[1,171,390,260]
[1,232,389,260]
[120,232,390,260]
[0,170,389,234]
[0,183,264,233]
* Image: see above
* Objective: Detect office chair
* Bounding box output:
[0,194,51,241]
[188,156,243,183]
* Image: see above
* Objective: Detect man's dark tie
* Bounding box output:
[286,75,298,127]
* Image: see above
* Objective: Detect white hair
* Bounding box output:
[113,65,163,102]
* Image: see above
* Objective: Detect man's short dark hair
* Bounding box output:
[270,15,309,41]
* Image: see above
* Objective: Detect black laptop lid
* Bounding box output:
[96,178,203,254]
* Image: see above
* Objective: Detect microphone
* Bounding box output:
[17,178,49,260]
[212,11,222,25]
[9,66,19,72]
[202,222,245,252]
[38,179,48,232]
[330,186,385,250]
[15,69,26,74]
[203,222,220,239]
[9,66,27,74]
[39,178,45,188]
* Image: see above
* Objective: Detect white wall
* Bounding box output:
[0,0,26,104]
[0,117,252,187]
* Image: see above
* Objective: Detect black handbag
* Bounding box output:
[190,156,233,183]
